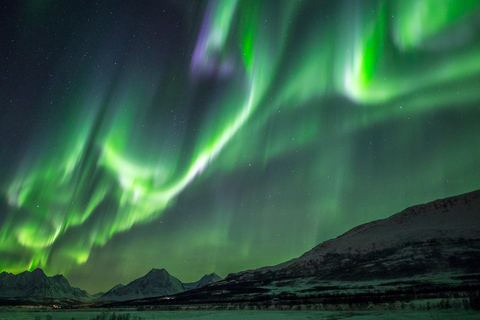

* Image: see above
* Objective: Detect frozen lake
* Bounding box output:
[0,310,479,320]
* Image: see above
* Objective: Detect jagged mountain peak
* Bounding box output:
[145,268,169,276]
[183,272,223,291]
[31,268,46,275]
[201,273,222,282]
[100,269,223,301]
[100,268,184,301]
[0,268,90,300]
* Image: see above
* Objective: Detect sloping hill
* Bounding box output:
[230,189,480,282]
[137,189,480,308]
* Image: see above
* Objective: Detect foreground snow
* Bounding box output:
[0,310,479,319]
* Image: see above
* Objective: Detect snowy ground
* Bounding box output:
[0,310,479,320]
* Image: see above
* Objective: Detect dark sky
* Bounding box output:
[1,0,480,294]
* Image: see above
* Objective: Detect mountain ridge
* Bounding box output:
[100,268,223,301]
[123,189,477,309]
[222,189,480,282]
[99,268,184,301]
[184,272,222,291]
[0,268,223,303]
[0,268,90,300]
[2,189,479,307]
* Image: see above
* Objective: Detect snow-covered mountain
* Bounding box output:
[140,189,479,308]
[0,267,222,304]
[100,268,184,301]
[104,283,125,295]
[0,268,90,300]
[184,273,222,291]
[100,269,223,301]
[226,189,480,282]
[3,189,478,308]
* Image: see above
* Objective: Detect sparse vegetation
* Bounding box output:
[89,312,108,320]
[469,293,480,310]
[88,312,135,320]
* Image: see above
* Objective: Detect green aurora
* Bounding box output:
[1,0,480,293]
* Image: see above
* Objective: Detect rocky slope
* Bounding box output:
[100,268,184,301]
[184,273,222,291]
[229,189,480,282]
[3,189,479,307]
[137,189,480,308]
[100,269,223,302]
[0,268,90,300]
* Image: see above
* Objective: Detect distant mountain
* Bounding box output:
[6,189,479,309]
[100,268,184,301]
[100,269,223,302]
[0,268,90,300]
[104,283,125,295]
[91,291,106,300]
[0,266,223,304]
[184,273,222,291]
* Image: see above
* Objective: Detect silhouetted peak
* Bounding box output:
[200,273,222,282]
[31,268,46,276]
[146,268,169,277]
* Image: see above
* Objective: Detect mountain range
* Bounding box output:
[0,267,222,303]
[1,189,479,308]
[100,268,221,301]
[121,189,480,308]
[0,268,89,301]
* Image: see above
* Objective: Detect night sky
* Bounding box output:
[1,0,480,294]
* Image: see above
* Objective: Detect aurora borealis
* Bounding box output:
[1,0,480,294]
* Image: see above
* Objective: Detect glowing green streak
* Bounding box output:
[79,1,262,266]
[349,4,386,94]
[392,0,480,50]
[340,2,480,106]
[88,0,297,266]
[211,0,237,49]
[239,2,258,74]
[1,0,480,280]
